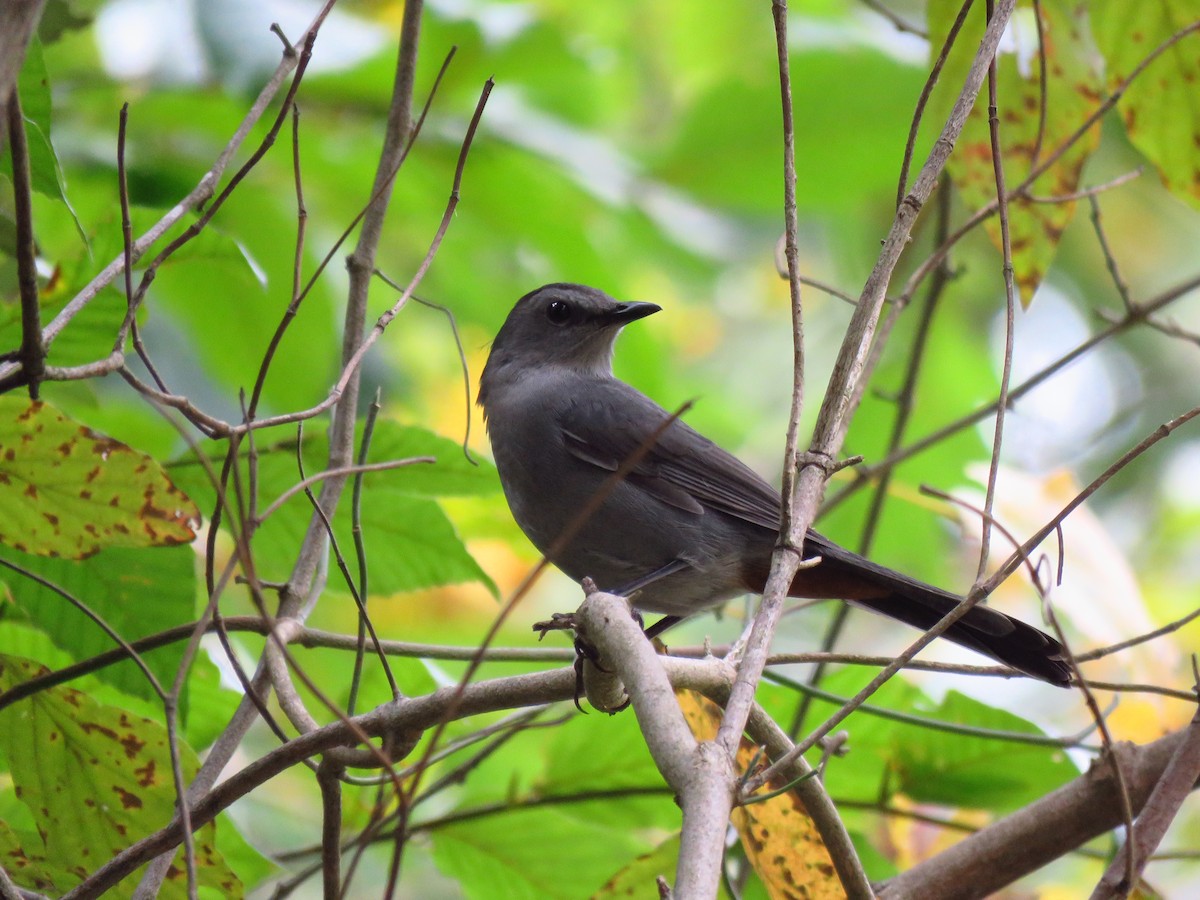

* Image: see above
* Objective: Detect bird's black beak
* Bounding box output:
[605,301,661,325]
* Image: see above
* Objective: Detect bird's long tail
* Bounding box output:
[802,535,1071,686]
[847,589,1070,685]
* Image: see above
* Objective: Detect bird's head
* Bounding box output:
[479,283,660,406]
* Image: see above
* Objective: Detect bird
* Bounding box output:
[478,283,1070,686]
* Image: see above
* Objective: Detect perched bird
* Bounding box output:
[478,283,1070,686]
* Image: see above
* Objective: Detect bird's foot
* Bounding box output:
[533,608,632,714]
[532,611,579,640]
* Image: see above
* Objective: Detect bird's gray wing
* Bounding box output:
[556,381,783,531]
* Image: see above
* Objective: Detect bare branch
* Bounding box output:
[2,92,44,397]
[0,7,339,391]
[1091,675,1200,898]
[737,0,1020,799]
[880,730,1192,899]
[0,1,47,108]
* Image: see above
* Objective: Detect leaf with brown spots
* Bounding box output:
[0,398,199,558]
[0,819,70,894]
[0,655,243,898]
[678,690,845,900]
[926,0,1103,305]
[1,545,197,705]
[1093,0,1200,211]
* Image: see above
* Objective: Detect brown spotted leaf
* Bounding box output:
[1092,0,1200,210]
[0,655,242,898]
[927,0,1103,305]
[0,819,68,895]
[0,398,199,558]
[678,691,844,900]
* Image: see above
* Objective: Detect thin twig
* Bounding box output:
[721,0,809,759]
[1088,193,1134,312]
[1023,167,1142,203]
[3,91,44,397]
[0,4,337,387]
[347,391,384,715]
[379,280,479,464]
[974,0,1016,581]
[1090,667,1200,898]
[254,458,434,524]
[0,557,166,700]
[742,0,1020,801]
[768,670,1095,749]
[791,184,954,738]
[860,0,927,37]
[116,107,168,391]
[895,0,974,210]
[824,271,1200,512]
[1029,0,1048,167]
[979,404,1200,597]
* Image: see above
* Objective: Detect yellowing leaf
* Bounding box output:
[0,655,241,898]
[928,0,1103,304]
[0,399,199,558]
[1092,0,1200,210]
[678,690,844,900]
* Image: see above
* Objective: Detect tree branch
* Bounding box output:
[880,730,1195,899]
[2,90,45,397]
[741,0,1019,797]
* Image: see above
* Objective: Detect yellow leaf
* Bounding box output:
[678,690,846,899]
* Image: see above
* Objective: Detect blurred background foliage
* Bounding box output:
[2,0,1200,896]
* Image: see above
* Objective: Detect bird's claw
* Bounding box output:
[532,611,579,640]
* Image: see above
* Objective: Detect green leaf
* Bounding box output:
[356,422,501,498]
[168,421,498,595]
[16,40,67,202]
[353,494,497,596]
[926,0,1103,303]
[541,709,670,798]
[0,398,199,558]
[431,805,648,900]
[3,37,86,242]
[0,619,237,752]
[442,708,676,835]
[0,655,245,898]
[1092,0,1200,211]
[37,0,102,44]
[657,47,925,215]
[0,544,197,704]
[594,835,695,899]
[890,690,1078,811]
[766,670,923,805]
[769,669,1076,813]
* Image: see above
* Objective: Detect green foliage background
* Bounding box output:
[1,0,1199,896]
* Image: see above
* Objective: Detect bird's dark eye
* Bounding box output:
[545,299,572,325]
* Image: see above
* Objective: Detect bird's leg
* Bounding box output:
[533,569,686,713]
[643,614,682,641]
[533,558,688,641]
[610,558,693,642]
[614,558,691,596]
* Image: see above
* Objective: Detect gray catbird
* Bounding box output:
[479,283,1070,686]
